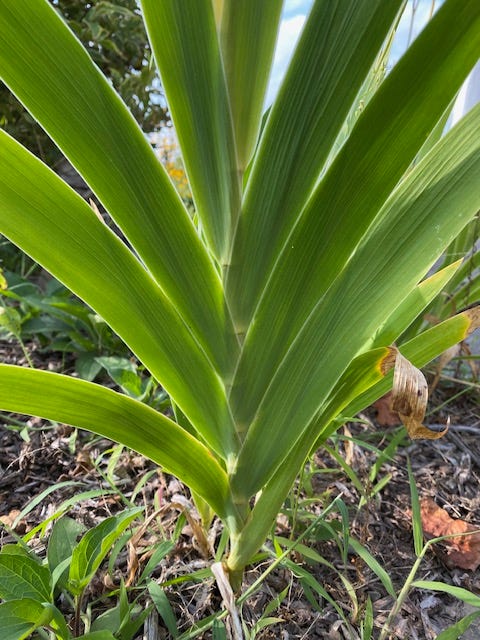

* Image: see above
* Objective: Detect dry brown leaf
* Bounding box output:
[170,501,214,559]
[382,348,448,440]
[343,424,354,465]
[420,498,480,571]
[377,307,479,437]
[211,562,243,639]
[0,509,21,527]
[373,391,400,426]
[125,539,139,587]
[464,306,480,335]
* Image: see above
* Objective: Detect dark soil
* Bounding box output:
[1,337,479,639]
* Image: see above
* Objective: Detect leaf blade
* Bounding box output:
[0,365,231,520]
[0,130,236,458]
[219,0,283,170]
[230,0,480,433]
[0,547,52,603]
[141,0,239,262]
[68,508,142,595]
[231,100,480,500]
[0,0,231,372]
[226,0,404,329]
[0,599,55,640]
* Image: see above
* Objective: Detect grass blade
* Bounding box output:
[348,538,396,599]
[407,458,424,557]
[413,581,480,608]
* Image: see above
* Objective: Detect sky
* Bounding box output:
[265,0,443,105]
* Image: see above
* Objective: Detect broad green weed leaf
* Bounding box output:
[75,353,103,382]
[95,356,143,398]
[90,598,150,639]
[48,517,86,590]
[0,599,55,640]
[0,545,52,602]
[68,507,142,595]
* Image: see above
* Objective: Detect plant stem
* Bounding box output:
[73,593,83,637]
[379,539,436,640]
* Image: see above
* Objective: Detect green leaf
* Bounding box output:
[0,131,237,460]
[141,0,240,262]
[0,306,22,338]
[348,538,396,599]
[232,0,480,455]
[413,581,480,608]
[0,366,232,521]
[408,459,423,558]
[148,581,179,639]
[0,545,52,603]
[95,356,143,398]
[435,611,480,640]
[48,517,86,591]
[362,597,374,640]
[227,346,391,570]
[79,632,117,640]
[0,599,55,640]
[90,592,150,639]
[366,260,463,350]
[230,100,480,501]
[212,620,228,640]
[0,0,233,377]
[227,306,478,570]
[139,541,175,584]
[76,353,103,382]
[68,508,142,595]
[226,0,404,328]
[218,0,283,171]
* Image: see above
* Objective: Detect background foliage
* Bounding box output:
[0,0,168,166]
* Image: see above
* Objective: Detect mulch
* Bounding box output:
[0,337,479,639]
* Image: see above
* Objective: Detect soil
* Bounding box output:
[0,337,479,639]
